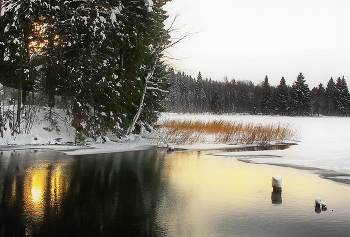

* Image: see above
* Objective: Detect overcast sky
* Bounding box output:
[163,0,350,87]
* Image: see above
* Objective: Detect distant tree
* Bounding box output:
[194,71,204,112]
[310,83,326,116]
[274,77,289,115]
[236,80,256,113]
[210,91,221,114]
[260,75,272,114]
[290,73,310,115]
[325,77,337,115]
[221,77,235,113]
[335,76,350,115]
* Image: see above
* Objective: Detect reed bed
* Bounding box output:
[157,119,298,145]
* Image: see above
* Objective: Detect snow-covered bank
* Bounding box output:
[0,138,155,157]
[0,107,156,155]
[2,111,350,179]
[160,113,350,176]
[62,136,154,156]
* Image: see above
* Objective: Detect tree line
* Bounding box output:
[0,0,171,140]
[163,70,350,116]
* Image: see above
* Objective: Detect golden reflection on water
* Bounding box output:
[24,165,47,235]
[23,162,71,235]
[165,150,350,204]
[164,151,274,204]
[161,150,350,236]
[50,165,70,210]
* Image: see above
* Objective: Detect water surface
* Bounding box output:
[0,148,349,236]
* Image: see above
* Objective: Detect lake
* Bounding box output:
[0,148,350,237]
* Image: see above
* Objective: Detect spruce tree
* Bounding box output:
[125,0,171,134]
[290,72,310,116]
[310,84,326,116]
[325,77,337,115]
[335,76,350,115]
[274,77,289,115]
[260,75,272,114]
[40,0,64,109]
[0,0,42,132]
[194,71,204,113]
[210,91,221,114]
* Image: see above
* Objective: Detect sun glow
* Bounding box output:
[29,16,59,55]
[23,161,71,234]
[24,166,47,215]
[30,186,43,203]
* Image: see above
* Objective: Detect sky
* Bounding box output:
[163,0,350,87]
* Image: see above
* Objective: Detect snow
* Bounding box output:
[145,0,154,12]
[159,113,350,175]
[1,110,350,176]
[272,174,282,187]
[0,107,154,156]
[63,135,152,156]
[111,5,122,25]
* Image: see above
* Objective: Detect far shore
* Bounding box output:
[235,156,350,186]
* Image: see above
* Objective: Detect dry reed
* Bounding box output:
[157,119,298,145]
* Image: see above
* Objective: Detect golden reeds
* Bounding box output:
[157,119,298,145]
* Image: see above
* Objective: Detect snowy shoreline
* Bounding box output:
[1,113,350,186]
[2,137,350,186]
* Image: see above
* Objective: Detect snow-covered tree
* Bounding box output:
[310,83,326,116]
[0,0,42,132]
[290,73,310,116]
[335,76,350,116]
[193,71,205,112]
[274,77,289,115]
[325,77,337,115]
[260,75,272,114]
[1,0,172,139]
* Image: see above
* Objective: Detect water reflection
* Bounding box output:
[1,148,350,236]
[0,149,170,236]
[24,165,47,234]
[271,190,282,205]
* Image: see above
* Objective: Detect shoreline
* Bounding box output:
[1,142,350,186]
[167,141,350,187]
[235,156,350,186]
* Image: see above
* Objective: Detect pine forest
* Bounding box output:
[164,71,350,117]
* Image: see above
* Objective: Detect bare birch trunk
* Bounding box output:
[126,65,156,135]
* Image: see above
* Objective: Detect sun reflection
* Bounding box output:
[23,162,71,234]
[24,165,47,219]
[31,186,42,203]
[159,150,350,236]
[163,150,348,215]
[50,165,70,210]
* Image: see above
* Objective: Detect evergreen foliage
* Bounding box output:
[290,73,310,115]
[274,77,289,115]
[260,75,272,114]
[335,77,350,115]
[0,0,171,139]
[165,71,350,117]
[325,77,337,115]
[310,83,325,116]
